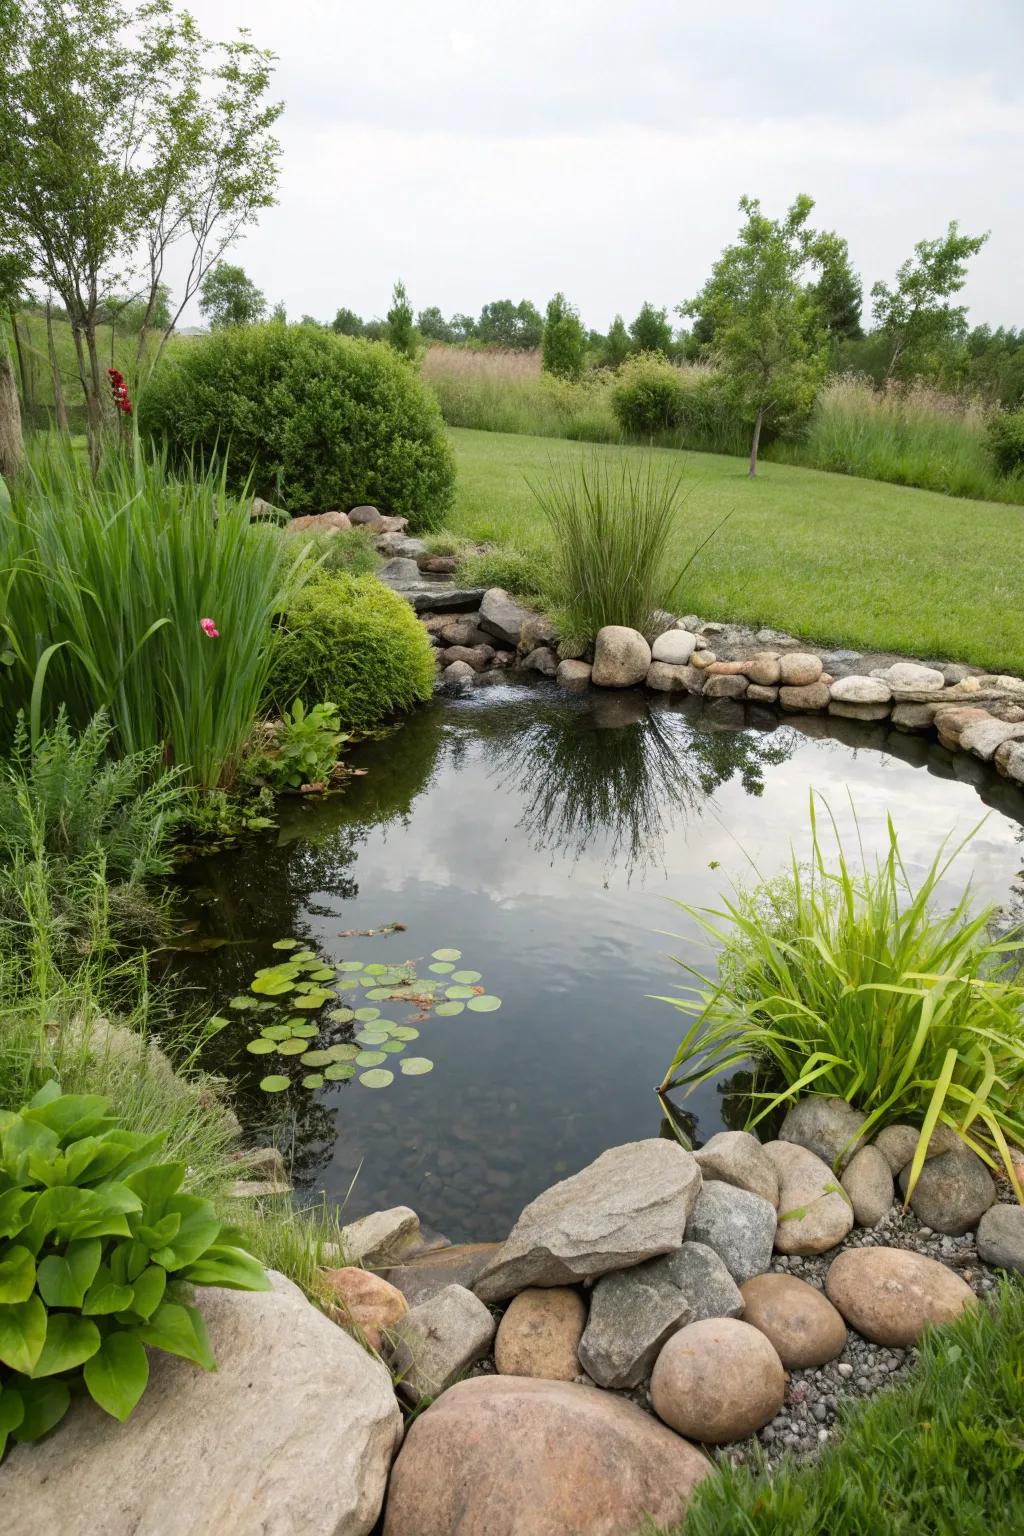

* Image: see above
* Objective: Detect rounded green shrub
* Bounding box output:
[138,324,456,527]
[610,353,688,436]
[987,408,1024,476]
[265,573,437,731]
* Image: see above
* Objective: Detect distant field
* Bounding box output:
[4,312,158,431]
[445,426,1024,674]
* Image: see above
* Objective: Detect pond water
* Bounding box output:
[177,682,1024,1242]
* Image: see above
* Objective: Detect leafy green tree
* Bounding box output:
[871,222,988,380]
[681,193,830,476]
[449,312,478,342]
[542,292,586,379]
[198,262,266,328]
[477,299,544,350]
[603,314,631,368]
[270,300,287,324]
[331,307,364,337]
[629,301,673,355]
[416,306,455,343]
[386,279,416,358]
[808,233,862,341]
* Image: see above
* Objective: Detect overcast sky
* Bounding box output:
[180,0,1023,332]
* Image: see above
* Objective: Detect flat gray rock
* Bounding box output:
[474,1140,702,1304]
[478,587,536,646]
[976,1205,1024,1272]
[695,1131,779,1207]
[402,585,485,614]
[899,1145,996,1236]
[388,1283,496,1402]
[779,1096,868,1170]
[684,1179,776,1284]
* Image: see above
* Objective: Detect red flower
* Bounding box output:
[199,618,221,639]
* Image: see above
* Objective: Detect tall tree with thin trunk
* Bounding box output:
[871,222,988,381]
[0,253,27,483]
[46,298,70,433]
[680,194,831,476]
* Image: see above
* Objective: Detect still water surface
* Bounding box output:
[178,683,1024,1241]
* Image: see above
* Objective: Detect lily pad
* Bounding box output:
[309,967,336,982]
[380,1040,406,1054]
[432,948,462,962]
[324,1063,355,1081]
[359,1068,393,1089]
[434,1001,464,1017]
[277,1038,308,1056]
[259,1075,290,1093]
[366,988,396,1000]
[354,1007,381,1022]
[468,995,502,1012]
[272,938,299,950]
[300,1049,334,1067]
[300,1074,324,1090]
[355,1050,386,1067]
[391,1025,420,1042]
[428,962,455,974]
[338,961,364,972]
[246,1038,276,1055]
[328,1043,360,1061]
[229,996,258,1011]
[328,1007,355,1023]
[445,986,476,999]
[400,1057,434,1075]
[335,979,358,991]
[260,1024,292,1041]
[251,977,294,996]
[292,1023,319,1038]
[363,963,388,975]
[355,1030,389,1046]
[292,951,317,963]
[294,990,332,1010]
[451,970,482,984]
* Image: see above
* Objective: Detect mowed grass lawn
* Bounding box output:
[445,427,1024,674]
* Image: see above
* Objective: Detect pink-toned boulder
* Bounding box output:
[322,1266,409,1352]
[779,682,831,712]
[739,1273,847,1367]
[649,1318,784,1444]
[779,652,823,686]
[825,1247,977,1346]
[288,509,352,534]
[743,652,782,686]
[494,1287,587,1382]
[382,1376,713,1536]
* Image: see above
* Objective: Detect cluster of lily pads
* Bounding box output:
[222,941,501,1094]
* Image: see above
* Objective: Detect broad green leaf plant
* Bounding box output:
[0,1083,269,1456]
[657,801,1024,1205]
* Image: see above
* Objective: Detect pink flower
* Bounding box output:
[199,618,220,639]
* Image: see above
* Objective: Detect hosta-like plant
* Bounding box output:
[0,1083,269,1456]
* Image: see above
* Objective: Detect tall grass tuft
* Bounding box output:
[422,345,622,442]
[657,800,1024,1198]
[0,436,309,786]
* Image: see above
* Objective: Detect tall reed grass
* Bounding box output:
[422,346,621,442]
[0,438,309,786]
[657,802,1024,1199]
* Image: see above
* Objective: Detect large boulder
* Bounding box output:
[649,1318,785,1445]
[695,1131,779,1207]
[778,652,823,686]
[2,1273,401,1536]
[494,1287,587,1382]
[591,627,652,688]
[473,1140,702,1304]
[646,660,700,693]
[898,1145,996,1235]
[557,659,593,690]
[651,630,696,666]
[874,661,945,693]
[976,1205,1024,1273]
[778,1096,868,1170]
[739,1273,847,1367]
[829,675,892,704]
[684,1179,776,1283]
[478,588,537,648]
[763,1141,855,1254]
[339,1206,420,1268]
[825,1247,977,1346]
[388,1283,496,1401]
[382,1377,713,1536]
[840,1145,895,1227]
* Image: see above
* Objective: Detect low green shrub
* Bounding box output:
[459,545,547,599]
[610,353,688,436]
[300,528,380,579]
[987,407,1024,476]
[657,804,1024,1195]
[265,574,437,732]
[655,1281,1024,1536]
[139,324,456,526]
[0,1082,268,1453]
[262,700,346,790]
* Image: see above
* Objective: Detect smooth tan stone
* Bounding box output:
[825,1247,977,1346]
[322,1266,409,1352]
[739,1273,847,1367]
[650,1318,785,1445]
[494,1287,587,1382]
[779,652,823,685]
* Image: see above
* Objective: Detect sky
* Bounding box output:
[178,0,1024,332]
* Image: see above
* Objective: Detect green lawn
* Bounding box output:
[445,427,1024,674]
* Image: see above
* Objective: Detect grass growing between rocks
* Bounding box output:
[652,1279,1024,1536]
[445,427,1024,673]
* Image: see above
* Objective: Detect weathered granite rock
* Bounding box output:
[322,1267,409,1352]
[825,1247,977,1345]
[443,660,475,687]
[891,701,936,732]
[388,1283,496,1401]
[704,673,748,700]
[959,719,1024,761]
[830,675,892,704]
[592,626,652,688]
[473,1140,702,1303]
[898,1145,996,1235]
[746,683,779,704]
[743,652,782,686]
[779,1096,868,1169]
[523,646,559,676]
[386,1243,502,1306]
[840,1145,895,1227]
[874,662,945,692]
[288,509,352,534]
[478,588,536,647]
[996,740,1024,783]
[705,660,748,676]
[519,614,559,654]
[695,1131,779,1208]
[349,504,385,526]
[646,660,698,692]
[873,1122,960,1174]
[739,1273,847,1367]
[684,1180,776,1283]
[494,1287,587,1381]
[442,644,494,671]
[3,1272,402,1536]
[651,630,697,665]
[779,652,824,686]
[650,1318,785,1445]
[976,1205,1024,1272]
[763,1141,854,1254]
[382,1377,714,1536]
[779,682,831,711]
[934,705,992,748]
[829,701,892,721]
[556,659,593,689]
[417,552,458,574]
[340,1206,421,1268]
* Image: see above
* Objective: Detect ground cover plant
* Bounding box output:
[443,427,1024,673]
[653,1279,1024,1536]
[0,439,307,787]
[656,805,1024,1196]
[139,323,456,525]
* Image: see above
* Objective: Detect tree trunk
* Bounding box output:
[9,312,31,413]
[748,407,764,477]
[46,301,70,433]
[72,321,104,471]
[0,344,24,484]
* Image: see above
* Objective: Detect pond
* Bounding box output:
[177,682,1024,1242]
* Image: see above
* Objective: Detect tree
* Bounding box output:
[681,193,830,476]
[0,251,28,481]
[602,314,632,368]
[541,292,586,380]
[871,222,989,379]
[449,313,478,343]
[198,262,266,328]
[808,233,862,341]
[270,300,287,324]
[0,0,280,463]
[331,307,364,337]
[477,299,544,350]
[416,306,455,343]
[386,280,416,358]
[629,301,673,355]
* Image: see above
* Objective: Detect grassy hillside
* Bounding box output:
[445,426,1024,674]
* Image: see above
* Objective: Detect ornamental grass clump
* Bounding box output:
[657,801,1024,1201]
